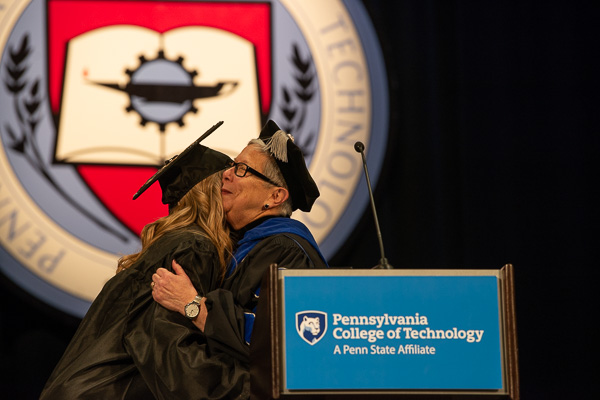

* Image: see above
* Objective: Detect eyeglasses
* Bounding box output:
[228,161,279,187]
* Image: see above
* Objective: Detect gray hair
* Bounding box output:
[248,139,293,217]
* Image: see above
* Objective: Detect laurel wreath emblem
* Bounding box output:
[2,34,128,241]
[279,44,317,158]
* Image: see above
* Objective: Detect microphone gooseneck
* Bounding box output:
[354,141,392,269]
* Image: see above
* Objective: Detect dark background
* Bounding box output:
[1,1,597,398]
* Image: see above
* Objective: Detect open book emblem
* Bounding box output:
[54,25,262,167]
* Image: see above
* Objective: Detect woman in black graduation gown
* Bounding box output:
[40,139,248,399]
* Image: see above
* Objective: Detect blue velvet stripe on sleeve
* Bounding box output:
[243,312,255,345]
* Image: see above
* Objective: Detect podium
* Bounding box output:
[250,265,519,399]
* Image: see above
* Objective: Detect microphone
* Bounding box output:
[354,141,392,269]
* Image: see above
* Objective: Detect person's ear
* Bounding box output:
[269,187,289,207]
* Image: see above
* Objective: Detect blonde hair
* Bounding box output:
[116,173,232,281]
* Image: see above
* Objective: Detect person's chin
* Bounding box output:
[220,195,233,211]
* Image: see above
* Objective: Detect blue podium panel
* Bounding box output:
[281,270,503,391]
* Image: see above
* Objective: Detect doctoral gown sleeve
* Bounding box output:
[123,235,250,400]
[203,234,326,364]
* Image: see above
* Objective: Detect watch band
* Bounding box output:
[192,295,203,304]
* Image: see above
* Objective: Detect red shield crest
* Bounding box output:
[47,0,271,234]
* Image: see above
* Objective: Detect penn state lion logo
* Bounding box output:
[300,317,320,338]
[296,311,327,345]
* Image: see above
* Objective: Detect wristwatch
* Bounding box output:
[184,295,203,320]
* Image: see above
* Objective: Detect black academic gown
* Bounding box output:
[40,227,248,400]
[202,218,328,370]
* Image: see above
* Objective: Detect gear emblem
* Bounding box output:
[92,49,237,132]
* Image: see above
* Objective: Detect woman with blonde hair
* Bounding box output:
[41,131,248,399]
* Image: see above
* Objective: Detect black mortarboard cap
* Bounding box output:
[258,120,319,212]
[133,121,232,207]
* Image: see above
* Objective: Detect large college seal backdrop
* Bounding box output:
[0,0,388,317]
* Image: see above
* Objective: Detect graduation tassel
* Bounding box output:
[265,129,291,162]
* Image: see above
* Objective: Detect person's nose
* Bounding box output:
[223,165,234,182]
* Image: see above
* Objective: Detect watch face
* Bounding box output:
[185,303,200,319]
